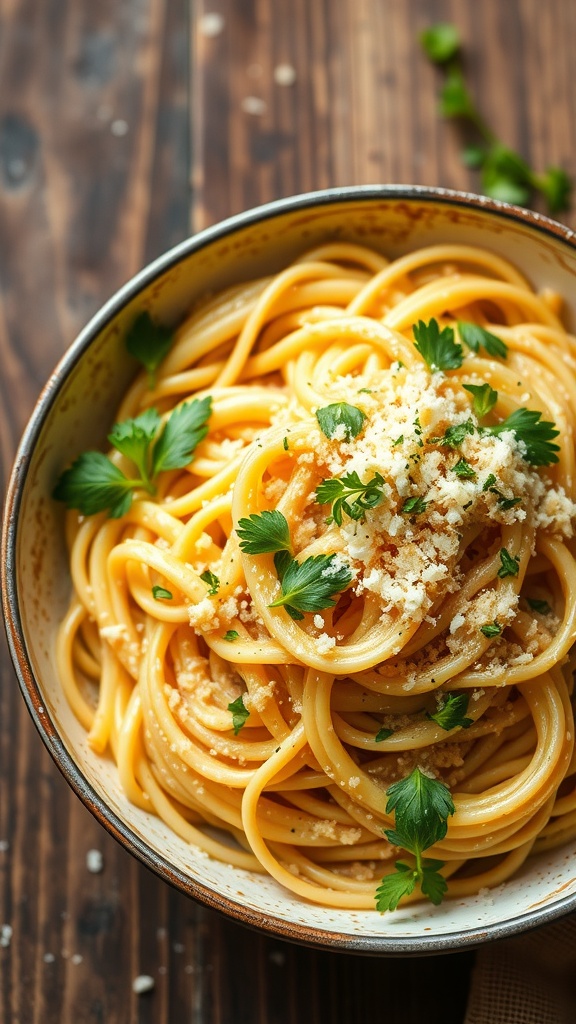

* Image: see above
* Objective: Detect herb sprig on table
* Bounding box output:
[420,24,571,213]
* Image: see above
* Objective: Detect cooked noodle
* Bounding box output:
[56,242,576,908]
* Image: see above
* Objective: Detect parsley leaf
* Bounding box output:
[497,548,520,579]
[200,570,220,595]
[53,452,138,518]
[224,629,239,642]
[482,473,497,491]
[420,860,450,905]
[316,402,366,441]
[237,510,292,555]
[413,319,463,372]
[420,23,460,64]
[376,767,455,912]
[463,382,498,418]
[152,585,173,600]
[480,621,502,638]
[401,496,428,515]
[452,457,476,479]
[152,396,212,475]
[485,408,560,466]
[427,693,473,731]
[458,322,508,360]
[269,553,353,615]
[375,864,417,912]
[431,419,475,448]
[527,597,552,615]
[375,727,393,742]
[108,408,161,490]
[228,695,250,735]
[125,311,174,388]
[316,471,386,526]
[54,397,213,518]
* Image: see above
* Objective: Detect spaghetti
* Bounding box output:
[56,242,576,909]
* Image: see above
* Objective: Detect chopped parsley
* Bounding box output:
[316,402,366,441]
[497,548,520,579]
[375,727,393,742]
[452,457,477,479]
[427,693,473,731]
[527,598,552,615]
[431,418,475,448]
[400,496,429,515]
[228,695,250,735]
[152,585,173,600]
[480,621,503,638]
[463,382,498,418]
[223,629,240,642]
[200,570,220,595]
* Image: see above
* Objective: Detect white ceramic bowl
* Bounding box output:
[4,186,576,953]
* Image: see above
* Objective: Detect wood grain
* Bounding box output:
[2,0,575,1021]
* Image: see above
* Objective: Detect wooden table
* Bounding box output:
[1,2,574,1021]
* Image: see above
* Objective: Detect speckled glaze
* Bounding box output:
[3,186,576,954]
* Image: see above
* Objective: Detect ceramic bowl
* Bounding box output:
[4,186,576,954]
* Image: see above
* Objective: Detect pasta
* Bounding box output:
[56,241,576,910]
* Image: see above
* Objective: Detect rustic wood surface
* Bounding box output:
[1,1,574,1021]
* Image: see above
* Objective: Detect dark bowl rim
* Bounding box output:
[3,184,576,955]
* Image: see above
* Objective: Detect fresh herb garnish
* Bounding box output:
[420,23,459,64]
[421,25,571,214]
[236,510,292,555]
[527,598,552,615]
[413,319,463,372]
[316,471,386,526]
[151,396,212,475]
[401,496,429,515]
[268,553,353,618]
[480,621,503,638]
[228,695,250,735]
[431,419,475,448]
[484,408,560,466]
[282,436,289,451]
[427,693,473,731]
[200,570,220,595]
[463,382,498,418]
[452,457,477,479]
[497,548,520,579]
[152,585,173,600]
[316,402,367,441]
[53,398,212,518]
[392,435,404,446]
[458,322,508,360]
[224,629,240,642]
[125,311,174,388]
[375,767,455,911]
[482,473,497,491]
[375,727,394,742]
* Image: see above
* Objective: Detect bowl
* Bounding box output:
[3,185,576,954]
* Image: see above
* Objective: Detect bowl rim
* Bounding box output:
[3,183,576,955]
